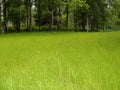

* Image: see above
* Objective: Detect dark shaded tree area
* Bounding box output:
[0,0,120,33]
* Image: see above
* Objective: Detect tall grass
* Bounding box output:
[0,31,120,90]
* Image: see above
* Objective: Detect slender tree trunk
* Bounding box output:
[66,4,69,30]
[38,13,41,31]
[82,23,85,31]
[91,23,93,31]
[1,0,4,33]
[96,23,99,31]
[50,10,53,31]
[57,8,61,31]
[57,15,59,31]
[38,0,41,31]
[86,15,89,32]
[29,5,32,31]
[57,15,61,31]
[38,18,41,31]
[28,0,32,32]
[49,0,53,31]
[1,0,7,33]
[103,24,105,31]
[81,12,87,31]
[25,1,29,32]
[0,1,2,32]
[16,21,20,32]
[74,9,77,31]
[26,12,29,31]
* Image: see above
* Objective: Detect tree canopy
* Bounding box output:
[0,0,120,33]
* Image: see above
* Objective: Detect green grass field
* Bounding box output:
[0,31,120,90]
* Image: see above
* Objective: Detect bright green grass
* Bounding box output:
[0,31,120,90]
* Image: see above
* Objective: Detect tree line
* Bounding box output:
[0,0,120,33]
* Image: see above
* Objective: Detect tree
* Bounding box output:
[0,0,7,33]
[24,0,33,32]
[35,0,42,31]
[70,0,89,31]
[64,0,69,30]
[1,0,120,33]
[28,0,33,32]
[0,0,3,32]
[7,0,26,32]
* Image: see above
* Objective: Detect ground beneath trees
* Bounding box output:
[0,31,120,90]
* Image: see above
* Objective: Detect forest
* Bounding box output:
[0,0,120,33]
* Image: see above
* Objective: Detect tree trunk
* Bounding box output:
[66,4,69,30]
[49,0,53,31]
[38,0,41,31]
[86,15,89,32]
[91,23,94,31]
[82,23,85,31]
[81,12,86,31]
[1,0,7,33]
[28,0,32,32]
[74,9,77,31]
[96,23,99,31]
[50,10,53,31]
[0,1,2,32]
[16,21,20,32]
[29,5,32,31]
[57,16,59,31]
[26,12,29,31]
[38,13,41,31]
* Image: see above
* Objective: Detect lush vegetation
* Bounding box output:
[0,31,120,90]
[0,0,120,33]
[0,0,120,89]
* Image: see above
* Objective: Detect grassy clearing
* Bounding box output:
[0,31,120,90]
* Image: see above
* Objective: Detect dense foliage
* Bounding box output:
[0,0,120,32]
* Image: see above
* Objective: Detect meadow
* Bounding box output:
[0,31,120,90]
